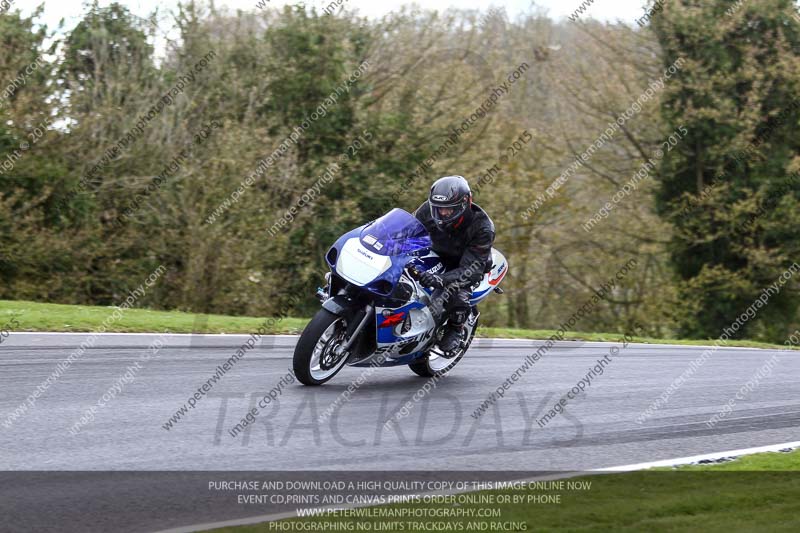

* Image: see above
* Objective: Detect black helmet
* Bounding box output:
[429,175,472,231]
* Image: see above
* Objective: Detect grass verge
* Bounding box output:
[1,299,796,350]
[660,447,800,471]
[0,299,308,334]
[479,326,797,350]
[207,449,800,533]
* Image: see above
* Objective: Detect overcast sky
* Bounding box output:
[21,0,648,32]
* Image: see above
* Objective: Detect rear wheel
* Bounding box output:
[293,309,350,386]
[409,316,478,378]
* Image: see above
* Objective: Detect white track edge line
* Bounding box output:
[594,440,800,471]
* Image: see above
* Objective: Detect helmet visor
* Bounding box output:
[430,199,467,226]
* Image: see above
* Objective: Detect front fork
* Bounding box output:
[317,274,374,361]
[337,305,374,358]
[315,272,332,302]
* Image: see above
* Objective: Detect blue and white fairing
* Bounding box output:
[324,209,507,366]
[325,208,432,298]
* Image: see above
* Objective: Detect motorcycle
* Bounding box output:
[293,208,508,385]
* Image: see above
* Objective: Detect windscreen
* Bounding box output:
[359,208,431,256]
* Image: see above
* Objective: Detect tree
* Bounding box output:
[652,0,800,341]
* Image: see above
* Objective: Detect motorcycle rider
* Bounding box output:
[414,176,496,355]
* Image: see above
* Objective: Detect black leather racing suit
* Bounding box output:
[414,201,496,326]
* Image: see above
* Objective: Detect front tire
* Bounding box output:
[293,309,350,386]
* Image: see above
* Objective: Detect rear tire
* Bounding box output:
[409,316,478,378]
[293,309,350,386]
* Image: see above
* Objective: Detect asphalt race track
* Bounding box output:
[1,332,798,532]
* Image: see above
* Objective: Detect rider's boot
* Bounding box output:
[439,309,467,357]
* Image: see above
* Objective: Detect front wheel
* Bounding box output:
[409,316,478,378]
[293,309,350,386]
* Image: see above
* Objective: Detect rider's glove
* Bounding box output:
[419,271,445,289]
